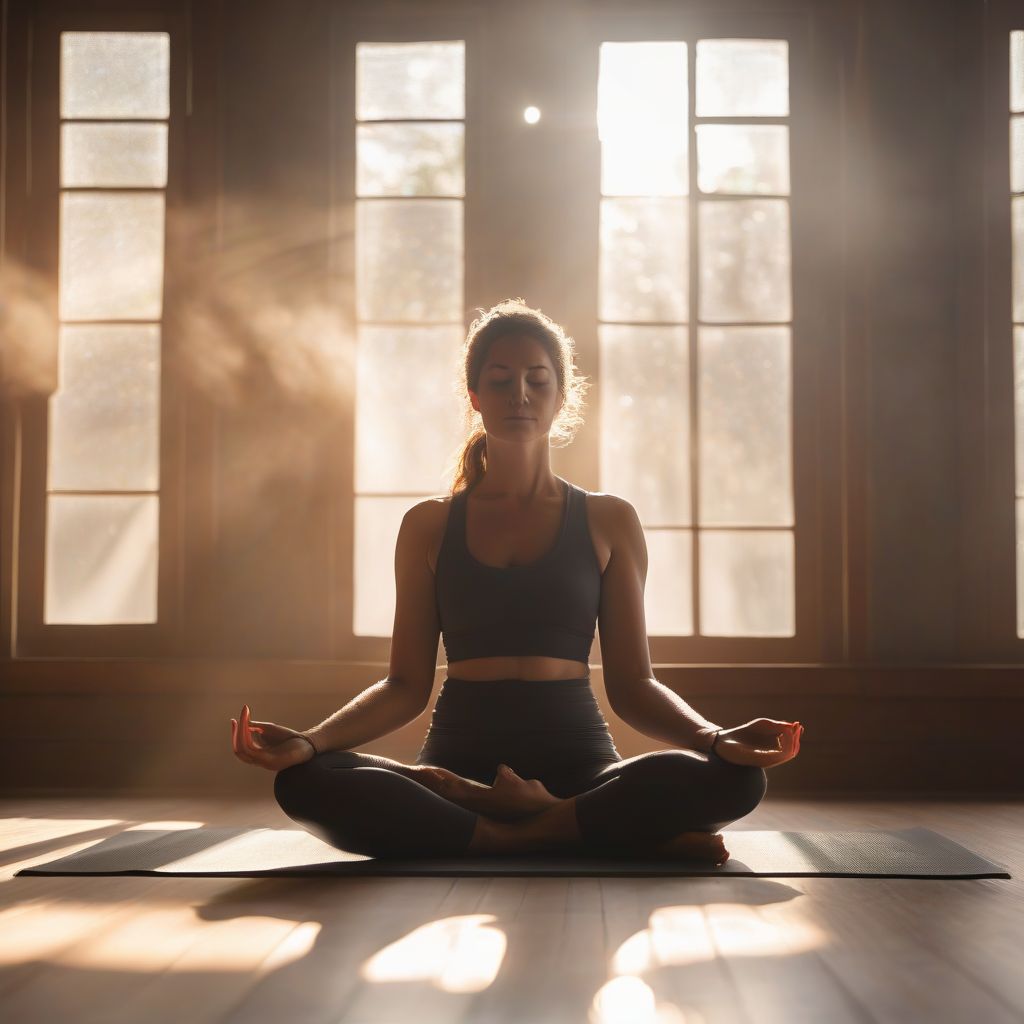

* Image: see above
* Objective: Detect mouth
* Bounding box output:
[506,416,535,420]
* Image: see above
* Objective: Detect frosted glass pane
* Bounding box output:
[48,324,160,491]
[353,494,424,637]
[1012,119,1024,194]
[1018,499,1024,638]
[1014,199,1024,323]
[598,42,688,197]
[699,326,792,526]
[599,324,690,526]
[356,324,465,492]
[1012,32,1024,113]
[357,123,464,197]
[45,494,158,624]
[699,529,794,636]
[356,41,464,120]
[1016,328,1024,495]
[696,39,789,117]
[600,198,687,323]
[644,529,693,635]
[61,123,168,188]
[59,192,165,321]
[699,199,791,322]
[61,32,170,119]
[357,199,462,322]
[697,125,790,195]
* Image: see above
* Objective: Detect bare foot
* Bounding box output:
[645,830,730,866]
[424,763,562,821]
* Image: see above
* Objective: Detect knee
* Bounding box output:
[639,750,767,816]
[731,764,768,815]
[274,758,322,815]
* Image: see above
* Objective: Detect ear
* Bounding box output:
[469,390,480,413]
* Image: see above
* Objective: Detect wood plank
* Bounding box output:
[0,796,1021,1024]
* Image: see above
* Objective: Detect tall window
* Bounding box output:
[352,41,466,636]
[45,32,169,624]
[1011,30,1024,638]
[597,39,794,638]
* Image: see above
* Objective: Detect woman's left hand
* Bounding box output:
[705,719,804,768]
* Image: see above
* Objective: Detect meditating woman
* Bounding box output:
[230,298,803,863]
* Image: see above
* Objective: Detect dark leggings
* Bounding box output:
[274,676,767,858]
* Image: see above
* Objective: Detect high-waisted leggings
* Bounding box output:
[273,676,767,858]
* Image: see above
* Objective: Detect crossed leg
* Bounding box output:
[274,747,767,860]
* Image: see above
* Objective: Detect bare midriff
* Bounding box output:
[427,481,611,684]
[445,655,590,682]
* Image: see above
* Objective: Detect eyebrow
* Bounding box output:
[486,364,551,371]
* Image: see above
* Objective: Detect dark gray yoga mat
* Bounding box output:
[15,825,1010,879]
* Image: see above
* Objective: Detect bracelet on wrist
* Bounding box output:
[297,733,318,757]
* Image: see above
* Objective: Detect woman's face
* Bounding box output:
[468,333,564,440]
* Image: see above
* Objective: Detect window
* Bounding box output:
[597,38,794,639]
[45,32,169,624]
[351,40,467,636]
[1011,30,1024,637]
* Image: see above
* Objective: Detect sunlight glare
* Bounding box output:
[590,975,691,1024]
[361,914,506,992]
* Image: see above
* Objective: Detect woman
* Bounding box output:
[231,299,803,863]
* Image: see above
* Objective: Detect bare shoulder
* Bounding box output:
[579,488,638,574]
[582,489,638,530]
[406,494,454,574]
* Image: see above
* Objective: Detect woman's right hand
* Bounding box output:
[231,704,315,771]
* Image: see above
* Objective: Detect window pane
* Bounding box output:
[699,529,794,636]
[356,41,465,120]
[1015,198,1024,323]
[1018,499,1024,637]
[61,123,168,188]
[699,326,792,526]
[61,32,170,119]
[356,199,462,322]
[598,42,688,197]
[59,191,165,321]
[1012,118,1024,194]
[699,199,791,322]
[1016,328,1024,495]
[695,39,789,117]
[357,123,464,197]
[45,494,158,624]
[353,494,423,637]
[697,124,790,195]
[48,324,160,492]
[1012,31,1024,114]
[356,324,465,492]
[599,324,690,526]
[600,198,688,322]
[644,529,693,635]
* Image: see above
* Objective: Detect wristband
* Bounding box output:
[710,729,722,753]
[297,733,318,757]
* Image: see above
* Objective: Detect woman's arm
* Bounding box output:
[305,502,440,754]
[596,496,721,752]
[302,678,427,754]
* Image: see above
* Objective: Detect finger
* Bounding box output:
[231,718,244,758]
[231,720,256,764]
[240,707,259,756]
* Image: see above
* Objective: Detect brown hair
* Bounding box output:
[444,298,590,497]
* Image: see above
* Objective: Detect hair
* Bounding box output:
[444,298,591,497]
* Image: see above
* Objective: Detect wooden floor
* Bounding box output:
[1,796,1021,1024]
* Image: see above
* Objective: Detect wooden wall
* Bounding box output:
[1,0,1022,797]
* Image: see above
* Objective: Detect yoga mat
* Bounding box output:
[16,826,1010,879]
